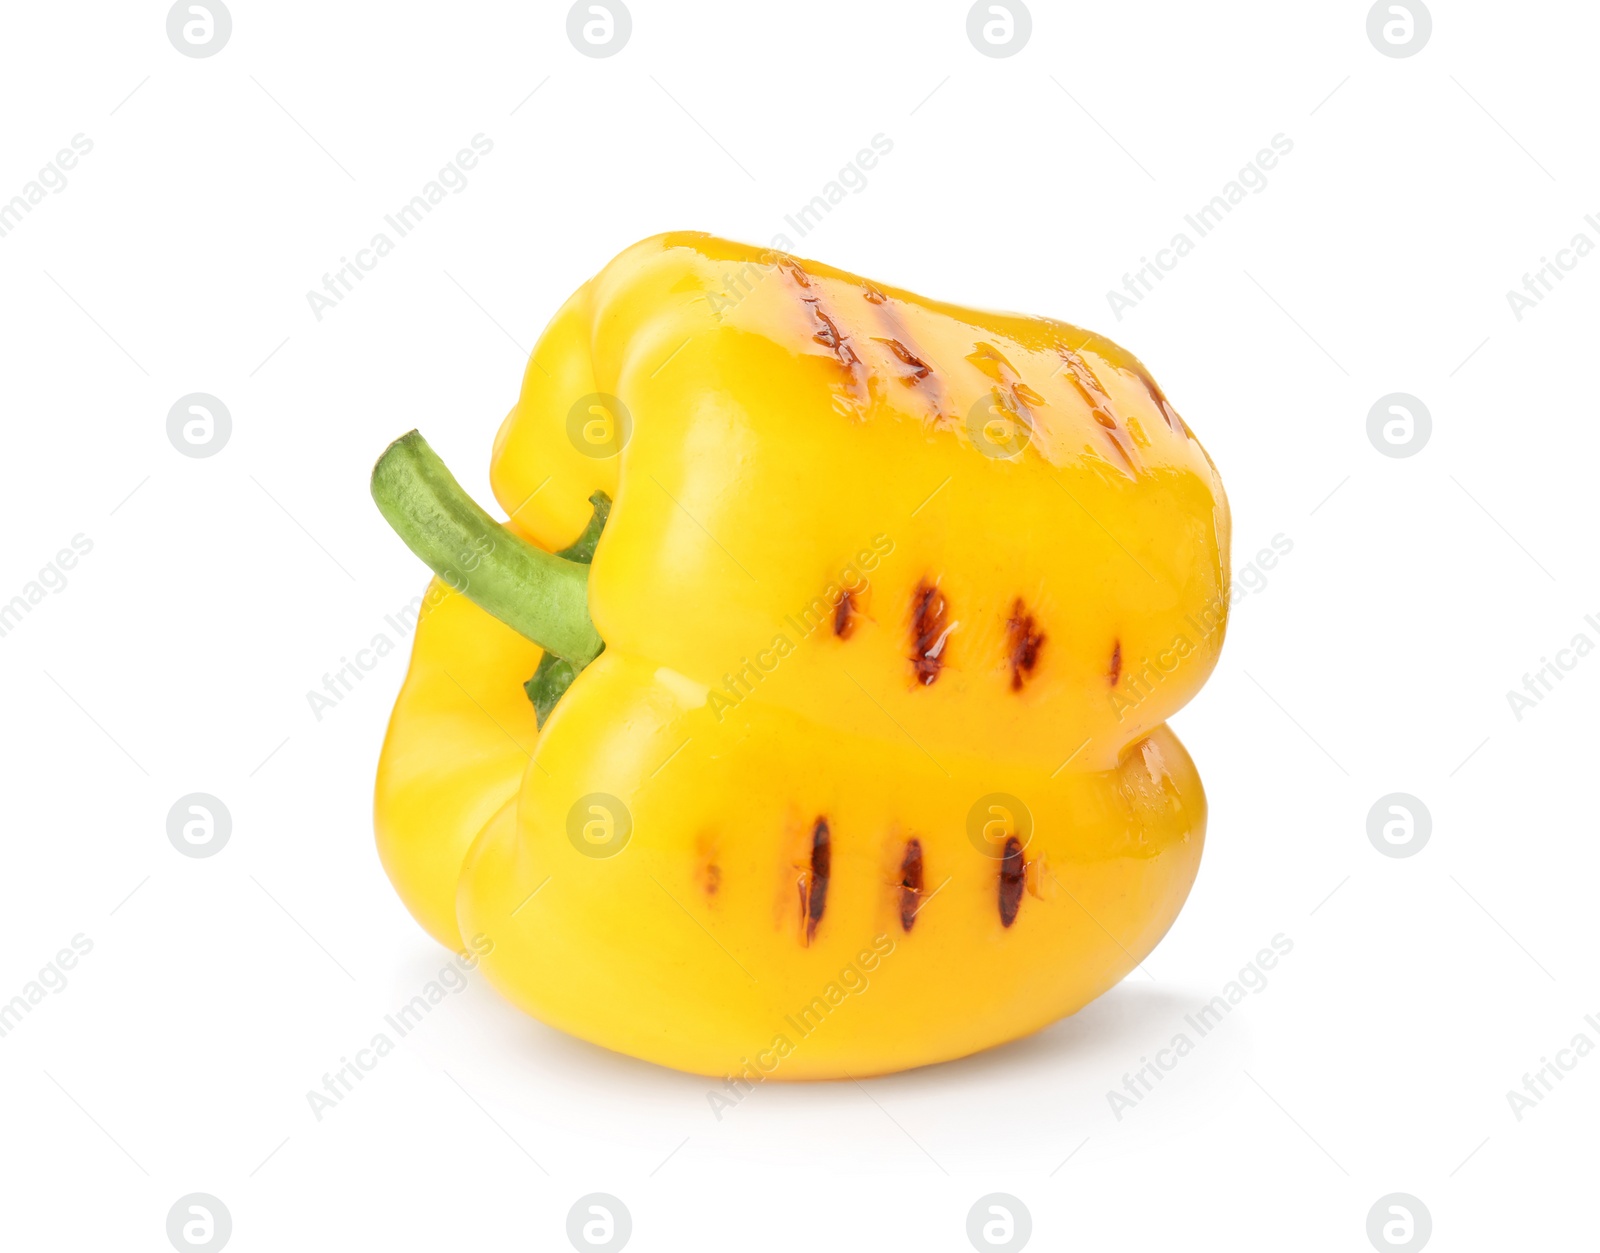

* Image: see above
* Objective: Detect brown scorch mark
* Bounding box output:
[911,580,951,686]
[1005,599,1045,691]
[1128,360,1187,435]
[1058,345,1137,471]
[800,817,831,944]
[898,838,924,931]
[1011,381,1046,408]
[805,300,862,369]
[777,267,868,407]
[1109,639,1122,686]
[965,342,1015,383]
[859,289,953,426]
[833,588,857,638]
[870,324,953,427]
[875,337,931,380]
[967,342,1041,437]
[1057,346,1118,426]
[703,863,721,896]
[999,836,1025,927]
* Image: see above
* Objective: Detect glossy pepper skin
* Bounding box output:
[374,232,1230,1080]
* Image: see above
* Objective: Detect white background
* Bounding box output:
[1,1,1595,1249]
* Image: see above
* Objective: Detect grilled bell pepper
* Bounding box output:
[372,232,1229,1079]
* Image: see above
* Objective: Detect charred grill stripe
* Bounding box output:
[1006,598,1045,691]
[778,261,866,398]
[788,286,868,412]
[967,344,1039,434]
[875,337,931,380]
[898,838,924,931]
[999,836,1025,927]
[807,302,844,351]
[865,300,953,426]
[1109,640,1122,686]
[1128,360,1185,434]
[911,580,950,686]
[804,299,862,368]
[804,817,831,943]
[1058,345,1137,470]
[1100,432,1138,473]
[834,588,856,638]
[965,342,1014,383]
[982,386,1034,443]
[1057,345,1118,424]
[968,346,1031,399]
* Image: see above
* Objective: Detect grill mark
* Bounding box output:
[778,257,811,288]
[911,580,951,686]
[1012,381,1046,409]
[807,301,858,364]
[834,588,857,638]
[864,300,953,425]
[1101,439,1137,472]
[999,836,1025,927]
[874,337,931,380]
[1057,346,1118,424]
[898,838,924,931]
[695,834,721,898]
[967,342,1039,436]
[1006,599,1045,691]
[862,282,888,304]
[1109,639,1122,686]
[801,817,831,944]
[786,278,868,407]
[1127,360,1186,435]
[980,385,1031,452]
[965,342,1015,384]
[1058,345,1137,471]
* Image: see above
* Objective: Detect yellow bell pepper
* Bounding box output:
[372,232,1230,1080]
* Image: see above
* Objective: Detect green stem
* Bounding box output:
[370,431,604,667]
